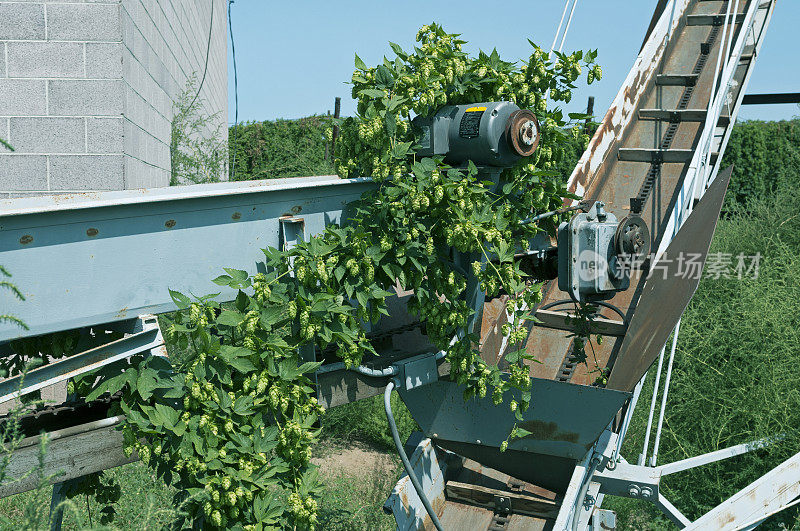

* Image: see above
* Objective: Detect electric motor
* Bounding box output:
[413,101,540,167]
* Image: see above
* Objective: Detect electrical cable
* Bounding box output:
[228,0,239,180]
[186,0,215,114]
[558,0,580,53]
[384,380,444,531]
[550,0,572,54]
[315,350,446,377]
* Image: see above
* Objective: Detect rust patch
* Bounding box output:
[86,227,99,237]
[518,420,580,444]
[164,219,176,229]
[291,205,302,214]
[19,234,33,245]
[716,511,736,527]
[116,307,128,319]
[231,211,242,220]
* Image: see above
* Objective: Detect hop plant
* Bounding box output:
[77,22,601,531]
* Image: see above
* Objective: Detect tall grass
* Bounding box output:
[608,185,800,528]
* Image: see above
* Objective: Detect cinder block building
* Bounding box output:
[0,0,228,196]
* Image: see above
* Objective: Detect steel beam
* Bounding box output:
[533,309,627,337]
[686,449,800,529]
[0,315,165,404]
[741,92,800,105]
[0,416,135,498]
[658,437,772,476]
[0,176,375,342]
[384,435,454,531]
[655,493,691,528]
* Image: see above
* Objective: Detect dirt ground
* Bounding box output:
[313,439,398,479]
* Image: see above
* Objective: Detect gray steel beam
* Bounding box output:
[658,437,772,476]
[617,148,694,163]
[655,493,690,528]
[655,74,699,86]
[0,416,135,499]
[638,109,708,122]
[686,449,800,529]
[686,13,745,26]
[0,176,375,343]
[0,315,165,404]
[533,309,627,337]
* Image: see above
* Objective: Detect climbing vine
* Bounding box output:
[10,24,602,529]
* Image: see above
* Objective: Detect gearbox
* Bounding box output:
[557,202,650,302]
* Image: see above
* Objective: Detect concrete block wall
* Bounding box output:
[121,0,227,188]
[0,0,227,196]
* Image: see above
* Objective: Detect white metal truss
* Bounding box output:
[571,1,791,529]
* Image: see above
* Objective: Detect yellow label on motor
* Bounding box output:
[465,106,487,112]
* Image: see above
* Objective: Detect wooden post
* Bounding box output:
[332,97,341,156]
[584,96,595,134]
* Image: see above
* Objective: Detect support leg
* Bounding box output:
[49,480,70,531]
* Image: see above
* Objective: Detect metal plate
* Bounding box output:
[606,166,733,391]
[399,378,629,461]
[0,176,375,342]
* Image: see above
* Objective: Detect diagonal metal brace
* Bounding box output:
[595,436,776,528]
[0,315,165,404]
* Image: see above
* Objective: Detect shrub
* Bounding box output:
[228,116,334,181]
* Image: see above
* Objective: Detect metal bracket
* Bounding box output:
[0,315,165,404]
[280,216,306,279]
[279,215,306,252]
[494,493,512,514]
[393,353,439,391]
[592,508,617,530]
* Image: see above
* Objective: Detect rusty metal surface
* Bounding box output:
[480,296,510,366]
[447,458,557,530]
[437,440,577,494]
[524,0,746,388]
[384,436,457,531]
[605,165,732,392]
[438,500,495,530]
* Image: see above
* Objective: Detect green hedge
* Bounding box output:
[228,115,334,181]
[721,118,800,208]
[227,116,800,208]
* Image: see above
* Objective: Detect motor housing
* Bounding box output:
[413,101,540,167]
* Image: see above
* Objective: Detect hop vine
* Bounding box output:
[75,23,601,529]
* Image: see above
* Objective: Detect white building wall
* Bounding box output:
[0,0,227,196]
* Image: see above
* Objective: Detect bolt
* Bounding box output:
[640,487,653,499]
[628,485,640,497]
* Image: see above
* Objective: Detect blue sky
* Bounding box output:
[226,1,798,123]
